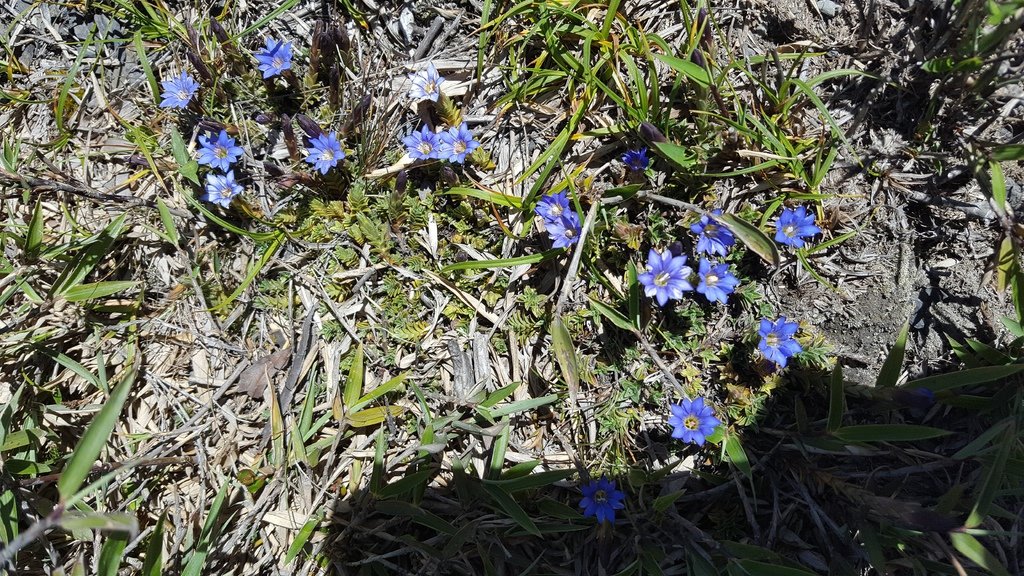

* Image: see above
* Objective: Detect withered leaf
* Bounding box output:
[236,347,291,398]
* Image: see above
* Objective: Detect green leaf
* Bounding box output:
[25,199,44,258]
[905,365,1024,392]
[61,512,138,534]
[351,372,407,413]
[650,140,697,170]
[550,315,579,398]
[965,423,1014,528]
[97,531,129,576]
[483,469,574,493]
[991,144,1024,161]
[723,431,751,478]
[653,53,711,87]
[876,322,910,387]
[62,281,139,303]
[345,405,406,428]
[950,533,1011,576]
[444,186,523,209]
[0,491,18,546]
[832,424,952,443]
[51,213,128,298]
[156,199,179,246]
[133,31,160,106]
[714,213,780,267]
[733,560,818,576]
[343,344,364,411]
[826,363,844,432]
[58,363,136,501]
[482,483,540,536]
[589,297,637,333]
[181,479,230,576]
[440,249,562,273]
[141,510,166,576]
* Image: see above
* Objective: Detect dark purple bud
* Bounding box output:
[639,122,668,144]
[187,24,201,51]
[440,165,458,187]
[281,114,299,161]
[295,114,325,139]
[211,19,229,44]
[254,112,276,124]
[187,50,213,84]
[263,161,285,177]
[668,241,685,258]
[395,170,408,193]
[341,94,371,136]
[128,154,149,167]
[197,118,226,134]
[333,21,351,54]
[697,8,714,52]
[690,49,707,70]
[328,64,340,110]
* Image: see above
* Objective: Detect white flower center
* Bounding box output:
[563,228,575,239]
[783,224,796,237]
[424,81,436,94]
[453,141,466,154]
[321,149,334,162]
[215,145,228,158]
[654,272,670,287]
[272,56,284,69]
[219,186,233,199]
[549,204,563,217]
[705,274,719,286]
[177,90,189,101]
[765,334,779,348]
[418,142,433,154]
[684,415,700,430]
[704,223,717,234]
[594,490,607,503]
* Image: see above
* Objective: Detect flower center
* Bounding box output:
[272,56,284,69]
[453,141,466,154]
[177,90,190,101]
[549,204,563,217]
[215,145,228,159]
[704,223,717,234]
[654,272,670,287]
[417,142,433,154]
[705,274,719,286]
[765,333,779,348]
[219,186,233,200]
[594,489,607,503]
[424,81,436,94]
[563,228,575,239]
[783,224,796,237]
[320,149,334,162]
[684,415,700,430]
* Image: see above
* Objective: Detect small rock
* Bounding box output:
[817,0,841,17]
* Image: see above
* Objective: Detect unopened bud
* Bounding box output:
[639,122,668,144]
[295,114,325,139]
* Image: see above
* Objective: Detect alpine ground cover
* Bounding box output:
[0,0,1022,574]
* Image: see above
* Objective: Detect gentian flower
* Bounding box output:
[690,209,736,256]
[621,148,650,172]
[757,316,803,368]
[201,171,243,208]
[535,192,571,222]
[544,212,582,249]
[638,248,693,306]
[159,72,199,109]
[696,259,740,304]
[408,62,445,102]
[438,123,479,164]
[579,476,625,525]
[668,398,722,446]
[402,125,440,160]
[305,131,345,175]
[774,206,821,248]
[254,39,294,79]
[196,130,244,171]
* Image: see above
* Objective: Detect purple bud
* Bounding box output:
[690,49,707,70]
[341,94,372,136]
[395,170,408,193]
[697,8,714,52]
[254,112,276,125]
[187,50,213,84]
[639,122,668,144]
[328,64,341,110]
[440,165,458,187]
[334,21,351,54]
[211,19,229,44]
[262,161,285,177]
[295,114,325,139]
[281,114,299,161]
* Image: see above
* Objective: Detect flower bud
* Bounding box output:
[295,114,325,139]
[211,19,229,44]
[639,122,668,144]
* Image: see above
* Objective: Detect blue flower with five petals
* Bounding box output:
[402,125,440,160]
[438,123,479,164]
[197,130,244,171]
[159,72,199,109]
[579,476,625,525]
[757,316,803,368]
[305,131,345,175]
[254,39,294,79]
[690,209,736,256]
[774,206,821,248]
[201,171,243,208]
[696,259,740,304]
[668,397,722,446]
[638,248,693,307]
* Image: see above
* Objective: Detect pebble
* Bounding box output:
[817,0,841,18]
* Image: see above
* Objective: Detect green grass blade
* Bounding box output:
[826,363,844,433]
[905,365,1024,392]
[876,321,910,387]
[832,424,952,443]
[181,479,230,576]
[141,510,166,576]
[57,361,136,501]
[97,531,129,576]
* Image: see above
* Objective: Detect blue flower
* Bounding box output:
[757,316,802,368]
[438,123,479,164]
[196,130,244,171]
[402,125,440,160]
[535,192,571,222]
[159,72,199,109]
[638,248,693,307]
[621,148,650,172]
[305,131,345,175]
[690,209,736,256]
[579,476,625,525]
[201,171,243,208]
[544,212,582,249]
[254,39,294,79]
[696,259,739,304]
[668,397,722,446]
[774,206,821,248]
[408,62,445,102]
